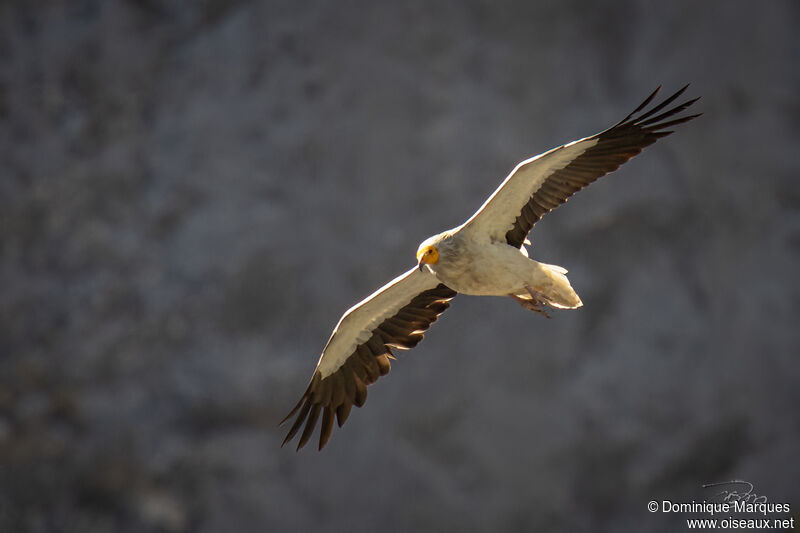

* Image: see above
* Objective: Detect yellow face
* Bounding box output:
[416,244,439,268]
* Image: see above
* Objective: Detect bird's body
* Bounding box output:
[282,86,701,450]
[418,229,581,307]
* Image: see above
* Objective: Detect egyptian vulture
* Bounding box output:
[282,86,700,450]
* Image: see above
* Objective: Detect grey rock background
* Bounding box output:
[1,1,798,532]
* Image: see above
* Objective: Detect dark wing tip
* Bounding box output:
[505,85,700,247]
[281,396,312,448]
[621,85,701,133]
[279,396,305,427]
[615,85,662,126]
[296,403,321,450]
[651,112,703,131]
[318,406,335,450]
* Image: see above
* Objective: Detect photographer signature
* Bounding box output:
[703,480,767,504]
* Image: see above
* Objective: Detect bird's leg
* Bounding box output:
[510,295,550,318]
[510,287,551,319]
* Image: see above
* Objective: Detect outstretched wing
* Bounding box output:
[281,267,456,450]
[461,85,701,248]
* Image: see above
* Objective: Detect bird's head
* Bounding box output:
[416,243,439,271]
[416,233,450,271]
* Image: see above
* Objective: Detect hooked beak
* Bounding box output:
[418,259,424,272]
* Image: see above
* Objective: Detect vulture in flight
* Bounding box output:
[281,85,701,450]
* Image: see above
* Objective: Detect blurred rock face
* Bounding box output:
[0,1,798,532]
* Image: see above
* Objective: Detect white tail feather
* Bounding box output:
[537,263,582,309]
